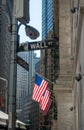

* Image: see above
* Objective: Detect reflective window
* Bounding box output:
[42,0,53,39]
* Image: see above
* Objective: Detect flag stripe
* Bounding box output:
[43,98,52,115]
[40,90,51,110]
[39,90,52,113]
[32,75,48,102]
[33,81,48,102]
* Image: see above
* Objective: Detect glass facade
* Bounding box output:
[40,0,57,129]
[42,0,53,39]
[16,52,40,119]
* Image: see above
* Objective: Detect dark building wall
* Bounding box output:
[21,95,39,130]
[0,0,12,112]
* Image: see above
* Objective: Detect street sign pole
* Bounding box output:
[17,56,29,71]
[8,0,17,130]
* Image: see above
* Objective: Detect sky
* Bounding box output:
[18,0,42,57]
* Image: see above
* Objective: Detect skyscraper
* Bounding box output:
[42,0,53,39]
[40,1,54,129]
[40,0,59,129]
[16,51,40,121]
[17,52,29,110]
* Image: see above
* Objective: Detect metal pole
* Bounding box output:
[8,0,18,130]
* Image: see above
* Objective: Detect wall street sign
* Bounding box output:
[18,39,58,52]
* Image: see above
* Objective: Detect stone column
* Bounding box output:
[53,0,74,130]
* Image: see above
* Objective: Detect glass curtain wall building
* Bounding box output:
[40,0,54,129]
[40,0,59,129]
[16,51,40,120]
[42,0,54,79]
[42,0,53,39]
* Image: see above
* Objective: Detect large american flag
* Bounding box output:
[43,98,52,115]
[32,75,48,102]
[39,90,52,114]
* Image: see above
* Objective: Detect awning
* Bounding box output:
[0,118,7,126]
[16,120,26,129]
[0,111,8,126]
[0,111,8,120]
[0,111,26,129]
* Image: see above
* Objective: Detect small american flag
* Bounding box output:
[32,75,48,102]
[39,90,52,114]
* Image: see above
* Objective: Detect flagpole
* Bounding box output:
[34,71,56,85]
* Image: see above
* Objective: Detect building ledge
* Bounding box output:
[54,87,72,92]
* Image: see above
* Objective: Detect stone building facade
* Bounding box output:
[40,0,84,130]
[52,0,84,130]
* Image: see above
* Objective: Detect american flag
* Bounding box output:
[32,75,48,102]
[43,98,52,115]
[39,89,52,114]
